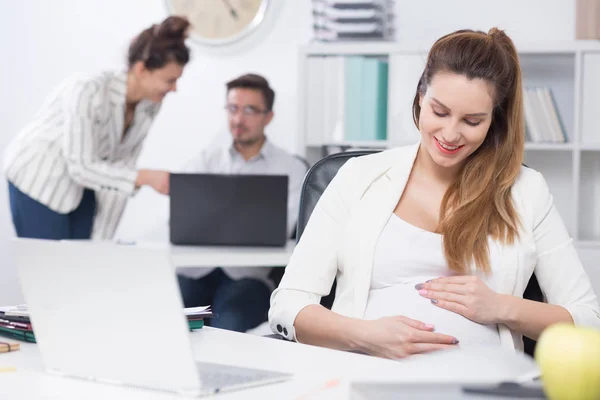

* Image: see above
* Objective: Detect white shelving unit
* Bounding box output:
[298,41,600,246]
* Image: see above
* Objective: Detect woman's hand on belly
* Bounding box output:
[355,316,459,359]
[416,276,507,325]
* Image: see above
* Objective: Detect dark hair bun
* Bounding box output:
[156,16,190,42]
[128,16,191,70]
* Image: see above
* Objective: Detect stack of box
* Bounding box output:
[312,0,394,42]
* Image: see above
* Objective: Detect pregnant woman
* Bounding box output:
[268,27,600,358]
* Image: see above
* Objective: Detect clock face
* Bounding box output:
[166,0,269,45]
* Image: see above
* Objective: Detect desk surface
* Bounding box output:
[169,240,295,267]
[119,240,296,268]
[0,328,541,400]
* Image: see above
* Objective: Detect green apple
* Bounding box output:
[535,323,600,400]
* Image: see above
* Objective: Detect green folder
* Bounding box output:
[344,56,389,141]
[344,57,365,141]
[360,58,388,141]
[188,319,204,330]
[0,326,36,343]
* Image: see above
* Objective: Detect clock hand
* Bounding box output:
[221,0,239,20]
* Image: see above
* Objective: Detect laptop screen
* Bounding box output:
[169,173,288,246]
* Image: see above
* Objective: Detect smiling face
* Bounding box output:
[418,71,495,170]
[137,61,185,103]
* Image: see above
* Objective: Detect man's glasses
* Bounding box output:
[224,104,269,117]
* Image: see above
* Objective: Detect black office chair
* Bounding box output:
[293,150,544,356]
[267,155,311,287]
[293,154,311,173]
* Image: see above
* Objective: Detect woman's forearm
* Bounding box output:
[294,304,364,351]
[498,295,573,340]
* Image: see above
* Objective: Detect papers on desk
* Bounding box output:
[185,306,211,316]
[0,304,29,317]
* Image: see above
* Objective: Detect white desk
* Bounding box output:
[169,240,296,267]
[0,328,541,400]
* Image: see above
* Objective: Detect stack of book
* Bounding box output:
[185,306,217,330]
[312,0,394,42]
[523,87,568,143]
[0,305,35,343]
[0,304,217,342]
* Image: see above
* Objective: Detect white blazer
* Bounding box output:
[269,143,600,351]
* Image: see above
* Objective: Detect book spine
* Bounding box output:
[0,326,36,343]
[188,320,204,330]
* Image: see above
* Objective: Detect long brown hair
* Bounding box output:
[412,28,525,273]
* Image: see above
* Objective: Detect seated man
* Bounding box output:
[177,73,307,332]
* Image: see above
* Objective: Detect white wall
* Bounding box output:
[394,0,574,45]
[0,0,310,304]
[0,0,596,304]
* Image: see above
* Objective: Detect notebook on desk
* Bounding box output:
[169,173,288,246]
[14,238,291,396]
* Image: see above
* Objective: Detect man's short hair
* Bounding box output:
[226,73,275,111]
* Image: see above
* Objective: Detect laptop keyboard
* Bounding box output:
[196,362,289,391]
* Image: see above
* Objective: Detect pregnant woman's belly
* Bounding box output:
[363,278,501,347]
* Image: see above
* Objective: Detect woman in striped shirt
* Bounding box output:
[4,16,191,240]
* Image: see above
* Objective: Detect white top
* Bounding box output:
[363,214,501,347]
[269,144,600,347]
[177,138,308,285]
[3,71,161,238]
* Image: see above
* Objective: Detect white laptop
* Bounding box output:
[13,238,291,396]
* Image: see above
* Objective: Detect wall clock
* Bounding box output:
[165,0,270,46]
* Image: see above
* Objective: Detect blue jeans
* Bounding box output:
[177,268,271,333]
[8,181,96,239]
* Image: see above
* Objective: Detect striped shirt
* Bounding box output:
[178,138,308,286]
[3,71,161,239]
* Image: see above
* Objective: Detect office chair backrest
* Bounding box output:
[293,154,311,174]
[295,149,543,356]
[297,150,376,239]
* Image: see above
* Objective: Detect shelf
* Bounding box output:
[524,143,574,151]
[515,40,600,54]
[302,40,600,56]
[575,240,600,249]
[302,42,422,56]
[580,143,600,151]
[310,141,577,151]
[307,140,393,148]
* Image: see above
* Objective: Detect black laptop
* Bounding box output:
[169,173,288,246]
